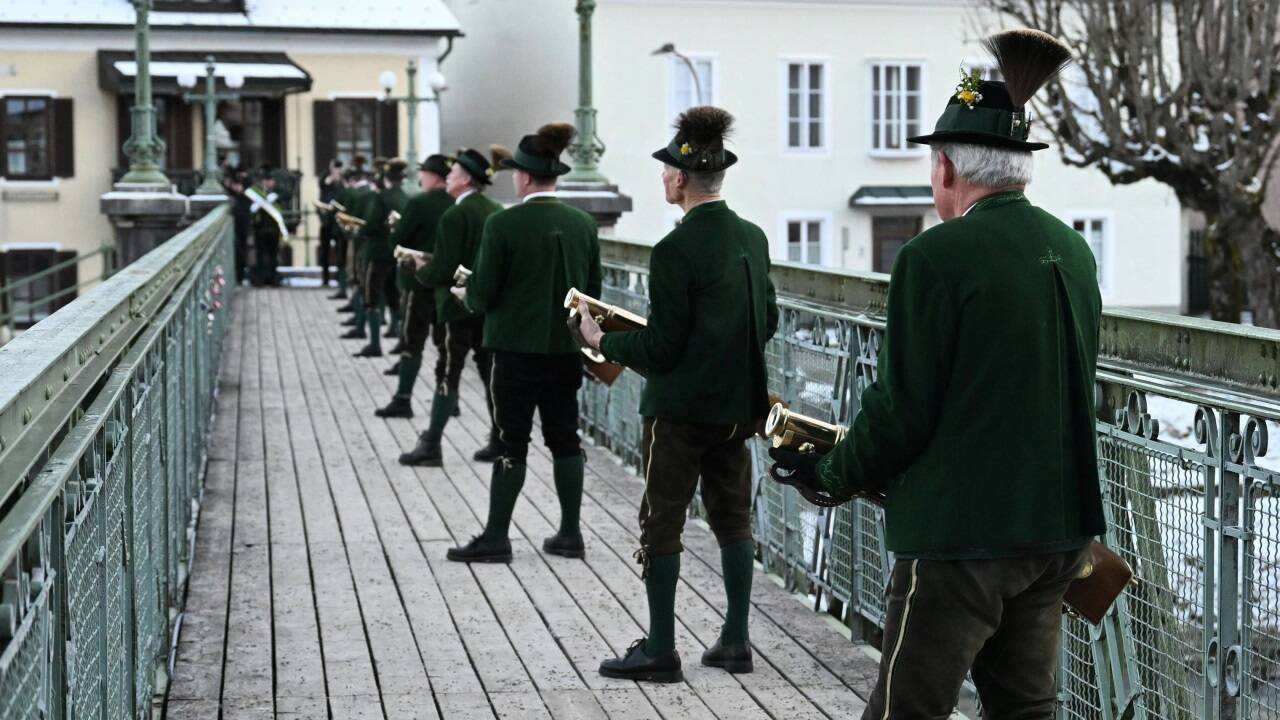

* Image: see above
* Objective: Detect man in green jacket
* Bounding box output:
[443,122,602,564]
[398,147,506,467]
[375,155,456,418]
[578,107,778,683]
[353,158,410,357]
[248,165,287,287]
[769,30,1103,717]
[339,161,375,339]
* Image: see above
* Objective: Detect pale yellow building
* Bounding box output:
[0,0,460,324]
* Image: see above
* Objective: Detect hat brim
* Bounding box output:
[498,157,572,176]
[651,147,739,171]
[906,131,1049,152]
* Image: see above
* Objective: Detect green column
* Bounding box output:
[563,0,608,184]
[120,0,169,185]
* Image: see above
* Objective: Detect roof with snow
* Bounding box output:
[0,0,461,35]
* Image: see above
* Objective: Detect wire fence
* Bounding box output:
[581,252,1280,719]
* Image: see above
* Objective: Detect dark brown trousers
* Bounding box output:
[638,417,755,558]
[862,548,1088,720]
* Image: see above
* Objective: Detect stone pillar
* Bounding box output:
[101,187,192,267]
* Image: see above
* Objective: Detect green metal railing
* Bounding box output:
[583,237,1280,720]
[0,206,234,719]
[0,245,117,342]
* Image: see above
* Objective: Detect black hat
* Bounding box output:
[500,122,575,176]
[419,153,453,179]
[259,163,276,174]
[454,146,510,186]
[907,28,1071,152]
[384,158,409,183]
[653,106,738,172]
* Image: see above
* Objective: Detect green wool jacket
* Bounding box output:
[359,185,409,262]
[391,187,455,290]
[465,196,603,354]
[600,200,779,426]
[816,191,1106,560]
[342,184,376,253]
[416,190,504,323]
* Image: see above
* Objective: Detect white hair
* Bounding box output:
[931,142,1033,188]
[682,169,725,195]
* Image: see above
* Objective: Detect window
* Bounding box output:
[872,216,923,273]
[1071,214,1111,290]
[116,95,192,170]
[212,98,284,169]
[784,60,827,150]
[0,246,76,328]
[667,56,716,128]
[334,99,377,167]
[4,97,50,179]
[869,61,926,155]
[782,215,830,265]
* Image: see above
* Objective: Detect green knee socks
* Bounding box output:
[719,540,754,645]
[352,290,365,325]
[553,454,584,537]
[397,355,423,398]
[481,461,527,542]
[644,553,680,656]
[366,309,382,352]
[424,392,456,442]
[337,268,348,292]
[389,307,402,337]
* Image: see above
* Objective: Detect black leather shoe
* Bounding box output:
[353,345,383,358]
[340,328,367,340]
[446,535,512,563]
[330,291,348,301]
[451,404,461,418]
[384,328,398,339]
[472,442,501,463]
[337,303,354,314]
[599,639,683,683]
[542,532,585,559]
[399,435,442,467]
[700,638,753,674]
[383,361,401,376]
[341,316,359,327]
[375,396,413,419]
[388,340,406,355]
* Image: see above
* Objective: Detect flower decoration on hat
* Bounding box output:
[955,67,984,110]
[679,143,693,156]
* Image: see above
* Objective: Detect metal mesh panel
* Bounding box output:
[66,480,106,720]
[1060,618,1106,720]
[0,583,51,720]
[104,413,131,720]
[1098,431,1207,719]
[130,375,160,712]
[1245,477,1280,719]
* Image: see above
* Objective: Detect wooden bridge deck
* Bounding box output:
[165,288,880,719]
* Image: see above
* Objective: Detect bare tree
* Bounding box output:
[982,0,1280,326]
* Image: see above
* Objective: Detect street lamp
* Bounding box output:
[378,59,446,181]
[652,42,703,106]
[563,0,609,185]
[179,55,241,195]
[120,0,168,185]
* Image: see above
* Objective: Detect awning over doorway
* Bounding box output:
[97,51,312,96]
[849,185,934,208]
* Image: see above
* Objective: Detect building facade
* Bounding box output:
[592,0,1188,312]
[0,0,459,323]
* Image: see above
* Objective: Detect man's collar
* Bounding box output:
[457,188,477,203]
[523,191,558,203]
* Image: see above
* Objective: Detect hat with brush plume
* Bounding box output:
[500,122,576,176]
[653,105,738,172]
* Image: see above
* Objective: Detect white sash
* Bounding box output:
[245,187,290,239]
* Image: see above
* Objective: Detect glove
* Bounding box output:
[768,447,843,508]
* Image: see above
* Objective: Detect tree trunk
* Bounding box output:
[1241,225,1280,329]
[1205,212,1247,323]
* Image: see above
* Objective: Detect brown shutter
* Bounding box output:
[313,99,335,174]
[52,98,74,178]
[167,99,194,169]
[55,250,76,309]
[263,98,285,168]
[375,101,399,159]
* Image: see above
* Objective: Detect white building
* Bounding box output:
[592,0,1189,312]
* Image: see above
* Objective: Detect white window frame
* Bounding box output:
[866,59,928,158]
[665,52,719,133]
[1066,210,1114,293]
[778,211,834,266]
[779,56,831,155]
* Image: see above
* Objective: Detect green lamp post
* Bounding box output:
[120,0,169,186]
[563,0,609,185]
[179,56,242,195]
[379,59,447,183]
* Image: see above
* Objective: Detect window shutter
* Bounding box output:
[376,101,399,159]
[313,100,335,174]
[55,250,76,309]
[168,100,194,169]
[263,98,285,168]
[52,98,74,178]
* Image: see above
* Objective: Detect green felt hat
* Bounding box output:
[653,106,738,172]
[908,28,1072,153]
[454,148,497,186]
[499,122,576,177]
[419,153,452,179]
